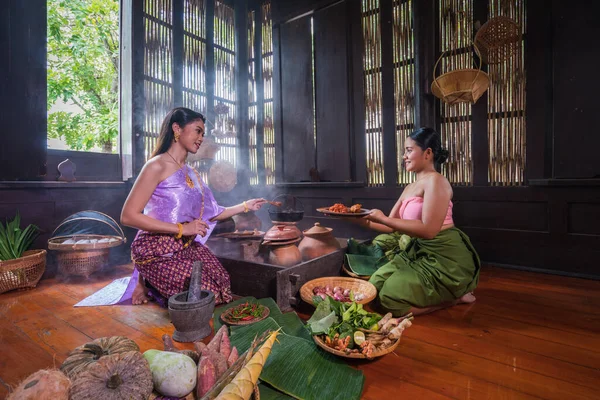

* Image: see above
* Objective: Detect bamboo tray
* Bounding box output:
[313,334,401,359]
[299,277,377,306]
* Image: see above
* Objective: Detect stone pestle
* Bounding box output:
[187,261,203,302]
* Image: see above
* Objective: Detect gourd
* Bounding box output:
[69,351,153,400]
[7,369,70,400]
[143,349,197,398]
[60,336,140,379]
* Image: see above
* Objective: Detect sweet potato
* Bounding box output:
[202,347,228,378]
[194,341,207,354]
[162,334,199,363]
[226,346,238,368]
[162,334,177,351]
[207,325,227,353]
[219,328,231,359]
[197,356,216,398]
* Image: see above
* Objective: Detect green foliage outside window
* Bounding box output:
[47,0,119,152]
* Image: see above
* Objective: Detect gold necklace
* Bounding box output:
[166,152,194,188]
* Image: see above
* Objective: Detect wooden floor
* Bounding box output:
[1,265,600,399]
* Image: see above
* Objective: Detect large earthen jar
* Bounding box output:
[298,222,341,261]
[267,241,302,267]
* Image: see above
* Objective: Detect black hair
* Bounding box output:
[408,127,449,166]
[151,107,206,158]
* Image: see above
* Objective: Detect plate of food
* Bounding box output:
[316,203,370,217]
[220,301,270,326]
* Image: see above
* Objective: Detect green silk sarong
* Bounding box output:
[361,228,480,316]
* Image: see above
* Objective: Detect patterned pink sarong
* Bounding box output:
[131,232,232,305]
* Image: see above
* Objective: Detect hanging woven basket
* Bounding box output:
[431,43,490,105]
[474,16,521,65]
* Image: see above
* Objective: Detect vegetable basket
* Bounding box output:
[312,334,401,359]
[0,249,47,294]
[299,277,377,306]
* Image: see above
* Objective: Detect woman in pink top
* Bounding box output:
[349,128,480,316]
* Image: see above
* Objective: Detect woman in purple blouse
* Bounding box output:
[121,107,266,305]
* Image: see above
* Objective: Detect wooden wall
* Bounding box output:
[269,0,600,279]
[0,0,47,180]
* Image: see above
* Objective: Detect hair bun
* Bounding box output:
[435,148,449,164]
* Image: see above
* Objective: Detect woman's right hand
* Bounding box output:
[182,219,209,237]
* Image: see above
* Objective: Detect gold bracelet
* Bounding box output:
[243,201,249,213]
[175,223,183,239]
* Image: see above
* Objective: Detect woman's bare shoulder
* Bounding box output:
[139,156,171,180]
[425,172,452,195]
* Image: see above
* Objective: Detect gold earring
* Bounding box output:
[174,131,180,142]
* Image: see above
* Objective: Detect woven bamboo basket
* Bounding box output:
[431,44,490,105]
[299,277,377,306]
[474,16,521,65]
[0,250,47,294]
[49,234,123,278]
[313,333,401,359]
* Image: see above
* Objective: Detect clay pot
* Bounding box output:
[266,239,302,267]
[298,222,341,261]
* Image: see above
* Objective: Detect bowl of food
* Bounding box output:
[299,277,377,306]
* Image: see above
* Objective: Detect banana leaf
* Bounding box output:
[258,383,295,400]
[230,318,364,400]
[344,253,385,276]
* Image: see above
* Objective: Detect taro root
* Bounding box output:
[60,336,140,379]
[7,369,70,400]
[69,351,153,400]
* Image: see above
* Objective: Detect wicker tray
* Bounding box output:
[299,277,377,306]
[220,303,270,326]
[0,250,47,294]
[313,334,401,359]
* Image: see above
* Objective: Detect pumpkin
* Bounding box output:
[69,351,153,400]
[60,336,140,379]
[7,369,70,400]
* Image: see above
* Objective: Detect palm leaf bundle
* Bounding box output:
[0,213,40,261]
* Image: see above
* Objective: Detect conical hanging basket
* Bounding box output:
[431,43,490,105]
[474,16,521,65]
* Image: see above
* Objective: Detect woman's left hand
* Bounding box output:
[245,198,268,211]
[366,209,386,223]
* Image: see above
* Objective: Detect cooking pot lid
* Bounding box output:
[303,222,332,235]
[264,224,301,241]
